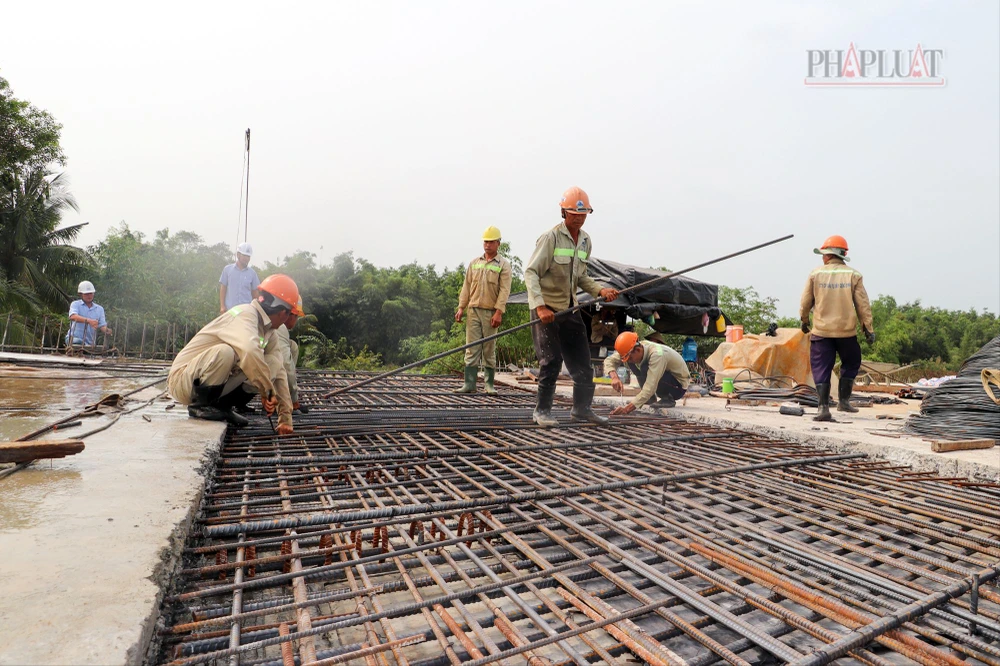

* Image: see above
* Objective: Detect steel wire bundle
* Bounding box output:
[906,335,1000,441]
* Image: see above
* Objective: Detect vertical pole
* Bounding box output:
[39,316,48,353]
[151,323,158,360]
[56,322,63,352]
[23,315,30,351]
[123,319,130,357]
[1,312,10,351]
[139,322,147,359]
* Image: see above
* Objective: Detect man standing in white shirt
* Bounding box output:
[219,242,261,313]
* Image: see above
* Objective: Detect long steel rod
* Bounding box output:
[322,234,793,397]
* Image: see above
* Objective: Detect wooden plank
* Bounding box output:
[0,440,86,463]
[929,439,995,453]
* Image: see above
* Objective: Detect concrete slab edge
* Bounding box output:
[591,396,1000,483]
[135,425,227,666]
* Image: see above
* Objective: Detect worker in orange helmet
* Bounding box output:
[605,331,692,415]
[800,236,875,422]
[168,273,299,433]
[523,186,619,426]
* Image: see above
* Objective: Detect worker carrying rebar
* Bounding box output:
[524,186,619,427]
[800,235,875,422]
[453,225,513,395]
[65,280,112,348]
[605,332,692,414]
[275,296,309,414]
[168,273,299,431]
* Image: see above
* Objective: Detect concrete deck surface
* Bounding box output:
[0,385,226,666]
[499,375,1000,480]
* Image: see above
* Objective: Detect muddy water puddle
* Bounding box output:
[0,370,153,440]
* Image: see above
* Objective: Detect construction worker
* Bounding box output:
[524,186,619,426]
[276,297,310,415]
[219,242,261,313]
[800,235,875,421]
[169,273,299,431]
[454,226,513,395]
[606,332,691,414]
[65,281,112,348]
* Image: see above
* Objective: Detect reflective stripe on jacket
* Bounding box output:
[458,254,513,313]
[524,222,602,311]
[799,257,874,338]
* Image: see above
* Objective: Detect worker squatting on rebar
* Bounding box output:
[524,186,619,427]
[604,331,692,414]
[799,235,876,422]
[167,273,300,431]
[453,225,512,395]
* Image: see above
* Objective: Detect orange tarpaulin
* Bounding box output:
[706,328,814,387]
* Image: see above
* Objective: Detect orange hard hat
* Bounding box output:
[291,297,305,318]
[559,186,593,215]
[821,235,849,251]
[614,331,639,358]
[258,273,300,311]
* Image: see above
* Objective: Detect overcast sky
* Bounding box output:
[3,0,998,315]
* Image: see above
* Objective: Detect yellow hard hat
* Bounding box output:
[482,226,502,241]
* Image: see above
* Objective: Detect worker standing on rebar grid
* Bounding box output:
[800,235,875,422]
[453,226,513,395]
[219,242,261,314]
[605,332,691,414]
[169,274,298,431]
[65,280,112,349]
[524,186,619,427]
[276,297,309,414]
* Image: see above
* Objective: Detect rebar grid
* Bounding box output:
[152,371,1000,666]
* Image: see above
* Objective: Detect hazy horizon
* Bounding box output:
[3,0,998,316]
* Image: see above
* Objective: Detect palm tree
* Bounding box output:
[0,170,88,313]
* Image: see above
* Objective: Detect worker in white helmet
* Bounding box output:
[65,281,113,348]
[219,242,261,313]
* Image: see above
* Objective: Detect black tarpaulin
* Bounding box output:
[507,258,730,337]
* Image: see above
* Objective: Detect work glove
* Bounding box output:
[865,329,876,345]
[800,321,810,334]
[261,394,278,415]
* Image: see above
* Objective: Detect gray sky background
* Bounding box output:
[3,0,998,316]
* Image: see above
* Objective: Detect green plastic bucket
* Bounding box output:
[721,377,735,394]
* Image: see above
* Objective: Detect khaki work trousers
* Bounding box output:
[168,344,280,405]
[463,307,498,368]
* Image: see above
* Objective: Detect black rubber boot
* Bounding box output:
[187,405,230,422]
[814,383,832,422]
[218,387,257,414]
[293,403,310,415]
[654,394,677,409]
[570,383,609,425]
[484,368,498,395]
[189,380,249,427]
[453,366,477,394]
[532,384,559,427]
[837,378,859,413]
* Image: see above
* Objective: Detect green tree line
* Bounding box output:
[2,73,997,371]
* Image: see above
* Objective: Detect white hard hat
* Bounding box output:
[237,242,253,257]
[78,280,96,294]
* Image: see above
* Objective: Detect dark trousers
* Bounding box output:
[531,309,593,391]
[629,363,687,401]
[810,335,862,384]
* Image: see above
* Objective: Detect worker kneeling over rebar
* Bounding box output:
[167,274,298,433]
